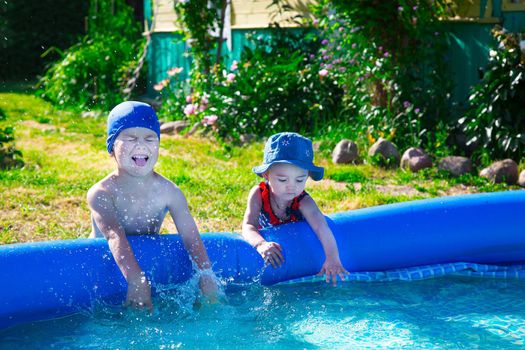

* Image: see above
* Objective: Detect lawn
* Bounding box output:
[0,91,514,244]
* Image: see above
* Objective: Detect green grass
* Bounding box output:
[0,91,521,244]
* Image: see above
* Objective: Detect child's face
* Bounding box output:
[112,127,159,177]
[264,163,309,201]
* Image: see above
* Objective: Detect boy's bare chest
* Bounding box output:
[112,191,167,234]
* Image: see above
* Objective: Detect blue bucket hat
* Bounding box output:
[106,101,161,154]
[253,132,324,181]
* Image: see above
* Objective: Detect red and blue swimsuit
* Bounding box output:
[258,181,308,229]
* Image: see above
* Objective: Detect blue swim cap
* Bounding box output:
[106,101,161,153]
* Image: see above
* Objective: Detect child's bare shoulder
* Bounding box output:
[249,184,261,195]
[245,185,263,208]
[152,173,186,203]
[153,172,180,192]
[298,193,318,214]
[86,175,116,205]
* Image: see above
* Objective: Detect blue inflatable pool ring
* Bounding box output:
[1,190,524,329]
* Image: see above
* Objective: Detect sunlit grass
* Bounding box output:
[0,92,520,244]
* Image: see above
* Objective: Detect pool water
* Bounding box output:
[2,276,525,349]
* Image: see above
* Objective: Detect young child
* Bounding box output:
[242,132,348,285]
[88,101,218,310]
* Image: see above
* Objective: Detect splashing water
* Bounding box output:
[2,277,525,349]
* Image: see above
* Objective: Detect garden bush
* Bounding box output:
[37,0,144,110]
[0,108,23,169]
[310,0,453,153]
[157,0,454,150]
[458,26,525,163]
[156,2,345,141]
[206,32,344,140]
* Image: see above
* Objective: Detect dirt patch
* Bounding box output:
[20,120,65,132]
[324,180,478,198]
[437,184,478,196]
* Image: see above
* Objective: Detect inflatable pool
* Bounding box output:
[1,190,524,330]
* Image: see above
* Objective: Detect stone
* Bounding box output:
[400,147,432,172]
[240,134,256,144]
[368,138,400,167]
[186,122,200,136]
[438,156,472,177]
[80,111,102,118]
[332,139,359,164]
[160,120,189,135]
[479,159,519,184]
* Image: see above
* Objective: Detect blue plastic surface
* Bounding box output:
[1,190,524,329]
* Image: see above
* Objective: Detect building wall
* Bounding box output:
[145,0,314,32]
[145,0,525,108]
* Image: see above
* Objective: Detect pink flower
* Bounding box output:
[318,69,329,78]
[186,95,192,103]
[230,60,238,71]
[167,67,183,76]
[226,73,236,83]
[321,39,329,45]
[202,115,218,126]
[184,104,197,116]
[153,79,169,91]
[201,94,209,105]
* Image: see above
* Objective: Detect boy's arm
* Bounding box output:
[167,185,218,300]
[300,195,348,285]
[242,186,283,268]
[87,187,152,310]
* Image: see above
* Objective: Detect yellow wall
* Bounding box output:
[151,0,315,33]
[230,0,314,29]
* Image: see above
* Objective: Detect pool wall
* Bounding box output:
[1,190,524,329]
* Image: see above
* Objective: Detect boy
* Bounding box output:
[88,101,217,309]
[242,132,348,285]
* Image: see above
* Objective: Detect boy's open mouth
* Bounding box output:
[132,155,149,167]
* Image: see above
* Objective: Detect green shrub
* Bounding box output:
[458,26,525,162]
[206,31,344,140]
[0,108,23,169]
[37,0,144,110]
[310,1,452,152]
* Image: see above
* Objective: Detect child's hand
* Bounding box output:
[317,258,349,286]
[199,274,220,304]
[125,274,153,311]
[257,241,284,268]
